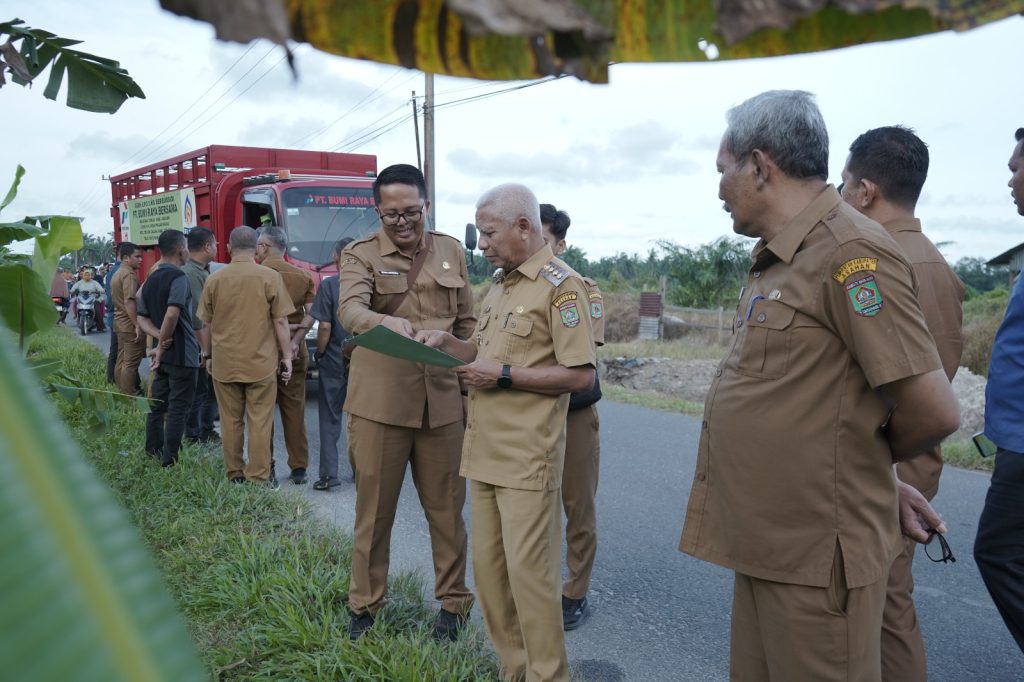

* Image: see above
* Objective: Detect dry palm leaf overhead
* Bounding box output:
[160,0,1023,83]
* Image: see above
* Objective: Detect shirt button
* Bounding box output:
[715,368,722,377]
[753,271,761,278]
[701,420,708,429]
[757,313,766,323]
[736,319,744,328]
[696,472,707,482]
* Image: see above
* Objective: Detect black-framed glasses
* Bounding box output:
[924,531,956,564]
[378,206,424,226]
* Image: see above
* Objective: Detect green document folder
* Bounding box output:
[349,325,465,368]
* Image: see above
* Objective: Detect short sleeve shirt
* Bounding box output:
[260,254,315,324]
[310,276,349,372]
[338,230,476,429]
[182,258,210,331]
[582,277,605,346]
[197,257,295,383]
[137,263,199,368]
[110,266,140,334]
[886,218,965,497]
[461,244,597,491]
[679,186,943,589]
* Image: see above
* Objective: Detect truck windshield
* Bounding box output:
[281,186,378,265]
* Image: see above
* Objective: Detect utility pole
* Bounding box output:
[424,72,436,229]
[411,90,422,172]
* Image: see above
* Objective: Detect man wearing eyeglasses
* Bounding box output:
[974,127,1024,654]
[679,91,960,681]
[338,163,476,642]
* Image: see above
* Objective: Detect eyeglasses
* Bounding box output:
[378,206,424,226]
[924,531,956,564]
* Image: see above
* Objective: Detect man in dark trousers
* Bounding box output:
[183,227,219,444]
[136,230,200,467]
[310,237,354,490]
[974,126,1024,654]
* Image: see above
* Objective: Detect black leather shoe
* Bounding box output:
[431,608,468,642]
[562,595,589,631]
[289,468,308,485]
[229,476,245,484]
[313,476,342,491]
[349,612,375,640]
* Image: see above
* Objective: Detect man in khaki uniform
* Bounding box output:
[111,241,144,395]
[678,91,960,681]
[338,164,475,641]
[420,184,596,682]
[840,125,965,681]
[198,226,294,484]
[539,203,605,631]
[256,226,316,485]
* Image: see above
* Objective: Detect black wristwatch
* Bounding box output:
[497,364,513,389]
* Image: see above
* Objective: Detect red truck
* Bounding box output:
[110,144,379,285]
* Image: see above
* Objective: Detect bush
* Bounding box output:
[961,287,1010,376]
[601,291,639,342]
[28,329,498,681]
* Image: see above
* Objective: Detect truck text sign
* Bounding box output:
[119,188,197,245]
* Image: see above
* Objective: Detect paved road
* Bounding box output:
[81,328,1020,681]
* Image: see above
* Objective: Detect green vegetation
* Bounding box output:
[961,287,1010,377]
[29,329,499,681]
[602,384,704,417]
[942,440,995,472]
[599,339,726,362]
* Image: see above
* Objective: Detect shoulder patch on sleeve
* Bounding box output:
[552,290,581,327]
[540,261,569,286]
[832,257,878,284]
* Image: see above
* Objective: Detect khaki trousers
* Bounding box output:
[730,544,887,682]
[212,373,277,482]
[114,331,145,395]
[347,413,471,616]
[274,345,309,471]
[562,404,600,599]
[472,480,569,682]
[881,535,927,681]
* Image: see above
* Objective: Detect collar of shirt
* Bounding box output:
[506,243,555,283]
[260,254,287,268]
[155,262,182,271]
[882,217,923,234]
[376,229,427,258]
[230,255,256,264]
[759,184,843,265]
[187,257,210,272]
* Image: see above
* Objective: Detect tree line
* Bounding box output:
[468,237,1011,308]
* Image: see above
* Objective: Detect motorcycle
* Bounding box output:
[76,292,98,336]
[52,296,68,325]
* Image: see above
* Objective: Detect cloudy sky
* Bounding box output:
[4,1,1023,264]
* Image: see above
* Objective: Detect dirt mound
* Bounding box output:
[603,357,987,440]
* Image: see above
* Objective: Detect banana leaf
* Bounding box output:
[0,333,205,682]
[0,264,57,350]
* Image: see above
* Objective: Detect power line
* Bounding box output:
[288,68,416,148]
[326,101,411,151]
[126,45,281,167]
[429,76,563,113]
[339,112,417,153]
[111,43,260,175]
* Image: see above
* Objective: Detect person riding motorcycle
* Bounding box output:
[70,268,107,332]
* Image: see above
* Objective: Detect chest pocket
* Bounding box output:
[735,300,795,380]
[372,275,408,312]
[430,271,466,317]
[500,316,533,365]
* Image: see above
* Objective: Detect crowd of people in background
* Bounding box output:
[51,90,1024,681]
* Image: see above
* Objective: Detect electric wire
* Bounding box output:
[110,43,260,175]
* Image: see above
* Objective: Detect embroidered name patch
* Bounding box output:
[832,257,878,284]
[846,273,884,317]
[553,291,581,328]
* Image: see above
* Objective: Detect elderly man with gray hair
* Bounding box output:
[418,183,596,681]
[677,90,959,680]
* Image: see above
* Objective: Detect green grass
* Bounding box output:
[27,328,499,681]
[599,339,727,362]
[602,384,705,417]
[941,439,995,472]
